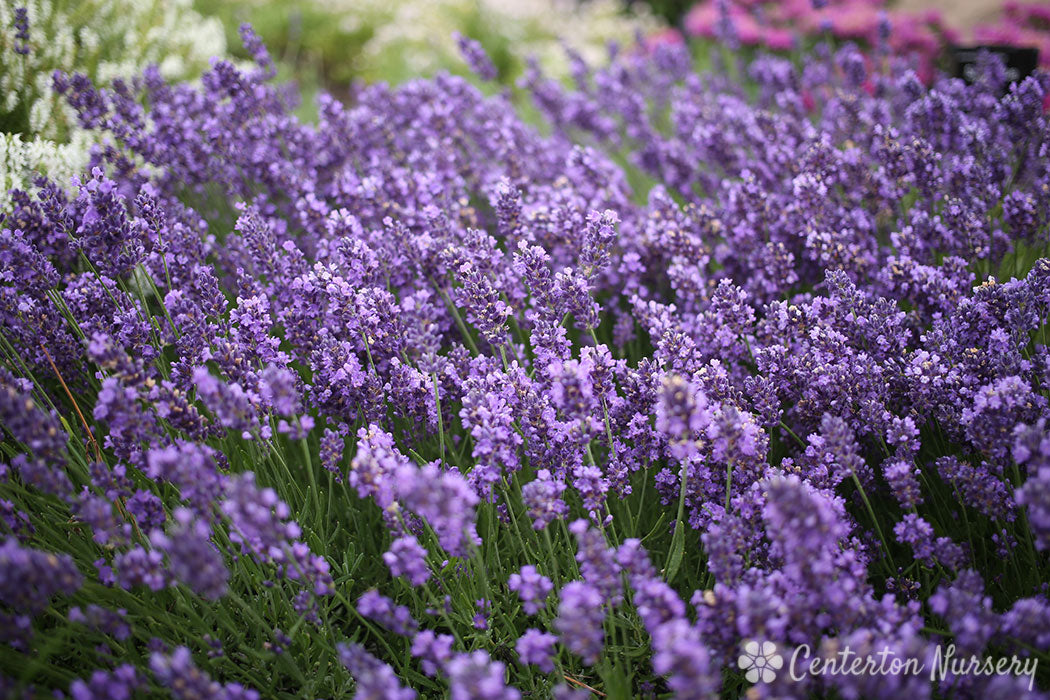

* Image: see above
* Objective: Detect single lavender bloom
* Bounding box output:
[125,489,166,532]
[456,260,511,344]
[521,470,568,530]
[222,472,295,554]
[357,590,418,637]
[151,508,229,600]
[192,367,262,439]
[338,643,416,700]
[493,179,522,241]
[516,629,558,673]
[579,209,620,280]
[239,23,275,78]
[928,570,999,655]
[552,685,590,700]
[454,33,498,81]
[1014,421,1050,550]
[616,538,658,581]
[894,514,966,570]
[883,460,924,509]
[68,605,131,641]
[68,665,142,700]
[349,425,409,509]
[151,647,259,700]
[319,427,345,483]
[410,630,454,676]
[0,499,33,541]
[73,488,126,546]
[569,519,622,606]
[0,369,73,499]
[445,650,520,700]
[221,472,333,596]
[113,546,167,592]
[258,364,301,417]
[145,441,224,516]
[651,619,719,700]
[70,168,148,276]
[554,581,605,665]
[395,461,480,558]
[268,628,292,655]
[0,538,82,613]
[472,598,491,630]
[877,11,892,51]
[383,535,430,587]
[12,7,29,55]
[655,375,711,462]
[508,565,553,614]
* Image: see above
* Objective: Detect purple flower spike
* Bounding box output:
[508,565,553,614]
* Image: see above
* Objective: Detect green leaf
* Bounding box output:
[601,657,633,700]
[665,522,685,582]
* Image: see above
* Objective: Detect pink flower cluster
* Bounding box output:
[681,0,1050,81]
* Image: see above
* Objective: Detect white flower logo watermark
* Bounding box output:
[738,640,783,683]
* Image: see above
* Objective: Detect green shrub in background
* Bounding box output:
[0,0,226,209]
[198,0,659,88]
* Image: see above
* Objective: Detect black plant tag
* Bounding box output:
[951,45,1039,89]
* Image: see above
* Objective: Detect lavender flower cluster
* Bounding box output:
[0,20,1049,698]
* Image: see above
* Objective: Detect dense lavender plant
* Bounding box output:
[0,17,1048,699]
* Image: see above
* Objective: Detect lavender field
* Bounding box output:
[1,3,1050,699]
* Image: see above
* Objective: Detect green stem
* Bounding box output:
[433,373,446,464]
[850,471,895,577]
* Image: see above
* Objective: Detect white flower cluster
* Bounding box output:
[0,0,226,209]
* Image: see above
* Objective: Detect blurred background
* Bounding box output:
[895,0,1001,29]
[190,0,1049,98]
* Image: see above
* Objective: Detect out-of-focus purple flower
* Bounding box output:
[73,488,127,546]
[454,33,498,81]
[0,369,73,499]
[221,472,333,596]
[928,570,999,656]
[394,461,481,558]
[338,642,416,700]
[383,535,430,587]
[114,546,167,592]
[472,598,491,630]
[349,425,409,509]
[445,650,520,700]
[554,581,605,665]
[68,664,142,700]
[651,619,719,699]
[151,507,229,600]
[145,441,224,516]
[516,629,557,673]
[569,519,622,606]
[151,647,259,699]
[655,374,711,462]
[521,470,568,530]
[0,500,33,542]
[0,538,82,615]
[1014,421,1050,546]
[68,605,130,642]
[411,629,454,676]
[894,513,966,571]
[12,7,29,55]
[508,565,553,614]
[883,459,923,509]
[239,23,275,79]
[125,489,166,532]
[357,590,418,637]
